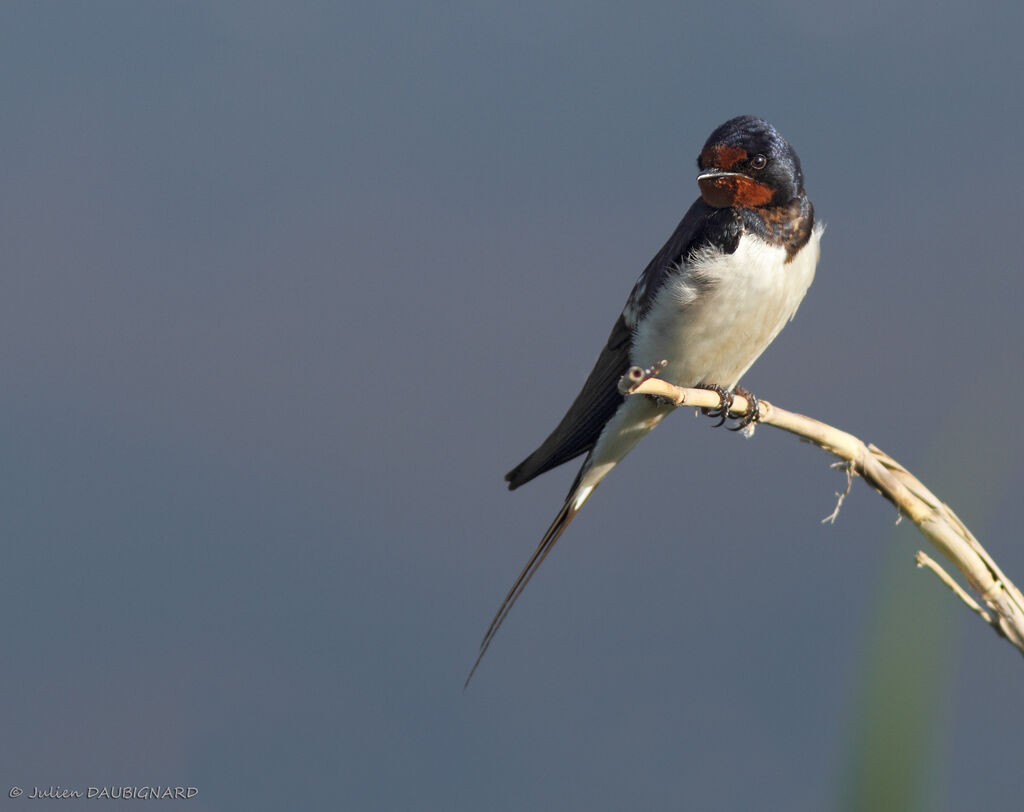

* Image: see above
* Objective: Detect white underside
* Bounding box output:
[575,224,823,503]
[632,225,821,389]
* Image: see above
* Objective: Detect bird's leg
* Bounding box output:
[728,385,761,431]
[696,383,733,428]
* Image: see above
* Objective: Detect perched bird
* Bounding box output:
[468,115,822,685]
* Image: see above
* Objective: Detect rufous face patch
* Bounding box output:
[699,144,748,171]
[698,174,774,208]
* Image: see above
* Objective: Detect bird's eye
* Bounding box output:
[750,154,767,170]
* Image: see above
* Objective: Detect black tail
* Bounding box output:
[464,496,580,688]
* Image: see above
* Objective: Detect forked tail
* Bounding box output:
[464,483,595,688]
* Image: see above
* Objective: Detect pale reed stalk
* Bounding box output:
[623,369,1024,657]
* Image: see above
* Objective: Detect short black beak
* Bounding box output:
[697,168,747,208]
[696,167,740,183]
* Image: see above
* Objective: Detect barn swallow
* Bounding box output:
[467,116,822,685]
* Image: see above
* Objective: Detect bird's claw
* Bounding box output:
[728,385,761,431]
[697,384,761,429]
[698,384,733,428]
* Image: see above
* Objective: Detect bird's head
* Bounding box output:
[696,116,805,209]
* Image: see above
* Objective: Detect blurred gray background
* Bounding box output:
[2,2,1023,810]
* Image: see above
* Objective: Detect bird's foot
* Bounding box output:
[697,384,762,430]
[697,384,734,428]
[728,385,761,431]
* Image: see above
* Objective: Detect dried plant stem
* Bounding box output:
[625,375,1024,657]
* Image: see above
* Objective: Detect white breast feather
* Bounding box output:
[630,224,822,390]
